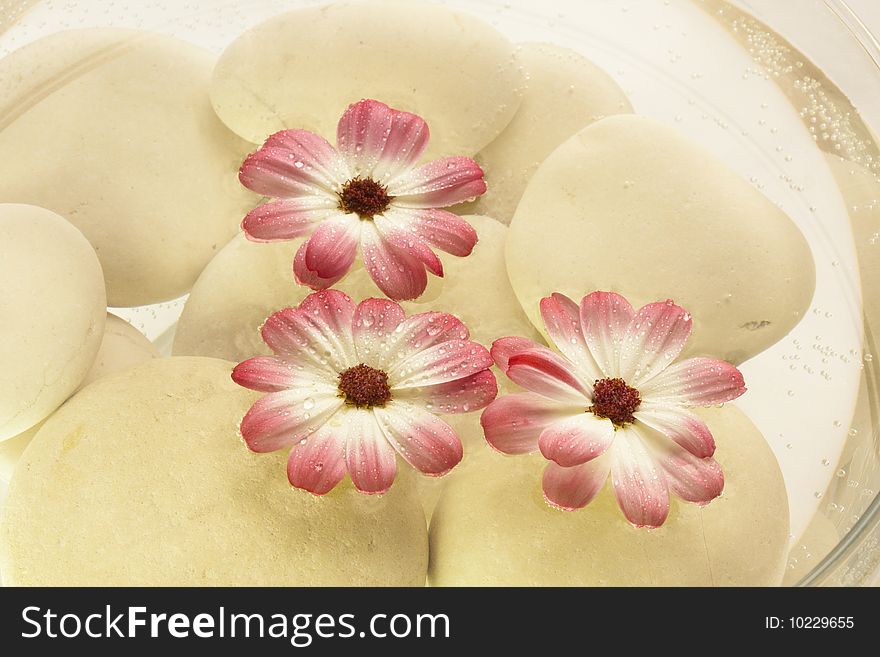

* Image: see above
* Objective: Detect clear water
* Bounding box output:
[1,0,878,583]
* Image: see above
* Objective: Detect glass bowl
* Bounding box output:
[0,0,878,586]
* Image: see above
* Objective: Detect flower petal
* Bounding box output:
[360,222,428,301]
[336,99,429,180]
[579,291,635,378]
[240,389,342,453]
[352,297,407,366]
[377,311,470,375]
[295,290,358,366]
[293,240,348,290]
[373,110,431,182]
[393,207,478,257]
[240,129,348,198]
[262,129,352,186]
[642,427,724,504]
[374,401,463,476]
[358,308,469,372]
[609,427,669,528]
[241,198,336,243]
[542,454,611,511]
[480,392,579,455]
[286,423,347,495]
[639,357,747,406]
[618,300,693,386]
[304,213,361,279]
[634,405,716,458]
[541,293,603,382]
[538,413,615,467]
[490,336,545,372]
[506,349,590,404]
[232,356,321,393]
[395,369,497,414]
[260,291,357,375]
[261,307,334,376]
[343,409,397,494]
[388,157,487,208]
[390,339,493,389]
[336,99,391,174]
[373,214,444,277]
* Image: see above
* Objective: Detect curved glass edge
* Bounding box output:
[705,0,880,586]
[825,1,880,72]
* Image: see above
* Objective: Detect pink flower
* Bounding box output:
[232,290,497,495]
[480,291,747,528]
[238,98,486,301]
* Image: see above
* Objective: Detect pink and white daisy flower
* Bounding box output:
[238,98,486,301]
[480,291,747,528]
[232,290,497,495]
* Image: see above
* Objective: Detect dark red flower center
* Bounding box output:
[590,377,641,426]
[338,363,392,408]
[338,177,392,218]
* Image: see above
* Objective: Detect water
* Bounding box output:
[0,0,878,582]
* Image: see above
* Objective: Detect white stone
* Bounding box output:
[210,1,524,156]
[0,28,257,306]
[0,204,105,441]
[0,357,427,585]
[466,42,632,223]
[826,154,879,328]
[0,313,159,481]
[78,314,159,390]
[429,405,789,586]
[506,115,816,364]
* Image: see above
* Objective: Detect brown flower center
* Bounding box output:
[338,177,392,218]
[589,377,641,427]
[338,363,392,408]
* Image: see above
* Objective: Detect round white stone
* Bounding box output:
[0,313,158,481]
[429,405,790,586]
[0,204,106,441]
[0,357,428,585]
[824,155,878,470]
[78,314,159,390]
[0,28,257,306]
[466,42,632,223]
[210,1,524,156]
[506,115,816,365]
[826,154,880,330]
